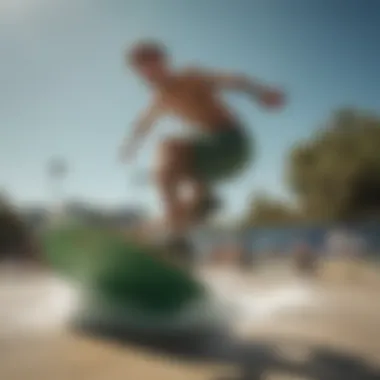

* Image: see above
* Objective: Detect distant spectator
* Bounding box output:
[292,241,316,275]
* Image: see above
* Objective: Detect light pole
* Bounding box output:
[47,157,67,217]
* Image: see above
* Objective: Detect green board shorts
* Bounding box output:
[192,124,252,182]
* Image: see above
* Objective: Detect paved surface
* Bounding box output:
[1,262,380,380]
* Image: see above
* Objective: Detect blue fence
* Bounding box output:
[197,220,380,256]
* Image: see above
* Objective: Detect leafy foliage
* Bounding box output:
[244,193,301,227]
[287,108,380,221]
[246,108,380,226]
[0,193,31,258]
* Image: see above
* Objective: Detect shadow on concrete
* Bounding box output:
[72,319,380,380]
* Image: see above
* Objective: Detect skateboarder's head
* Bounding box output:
[127,40,170,85]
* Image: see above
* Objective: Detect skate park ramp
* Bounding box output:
[1,263,380,380]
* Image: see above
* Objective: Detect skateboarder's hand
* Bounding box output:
[258,88,285,109]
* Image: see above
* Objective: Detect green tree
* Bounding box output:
[287,108,380,221]
[244,193,301,227]
[0,192,30,259]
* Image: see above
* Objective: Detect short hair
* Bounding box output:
[127,40,167,66]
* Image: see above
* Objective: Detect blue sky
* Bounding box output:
[1,0,379,219]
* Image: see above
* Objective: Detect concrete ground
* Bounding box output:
[1,260,380,380]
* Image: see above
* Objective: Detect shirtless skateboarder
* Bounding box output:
[120,40,285,245]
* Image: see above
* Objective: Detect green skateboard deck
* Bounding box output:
[42,227,210,330]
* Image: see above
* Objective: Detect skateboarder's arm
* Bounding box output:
[189,67,285,108]
[121,99,163,160]
[130,99,163,143]
[207,72,266,96]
